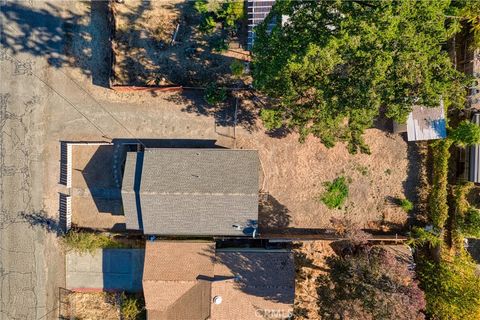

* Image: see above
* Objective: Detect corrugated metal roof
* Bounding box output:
[121,149,259,236]
[406,104,446,141]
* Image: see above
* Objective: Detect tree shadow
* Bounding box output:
[1,2,112,87]
[21,211,63,235]
[258,193,292,233]
[211,248,296,305]
[165,89,258,134]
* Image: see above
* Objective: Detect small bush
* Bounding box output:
[407,226,442,249]
[61,230,126,254]
[204,82,227,105]
[450,121,480,147]
[200,15,216,34]
[461,208,480,238]
[399,198,414,212]
[193,0,208,14]
[121,293,144,320]
[320,176,349,209]
[230,60,244,77]
[217,1,245,29]
[260,109,283,130]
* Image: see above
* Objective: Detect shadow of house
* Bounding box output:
[82,145,123,216]
[66,249,144,292]
[102,249,144,292]
[1,2,112,87]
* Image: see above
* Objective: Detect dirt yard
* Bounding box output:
[111,0,249,86]
[235,115,415,233]
[63,292,120,320]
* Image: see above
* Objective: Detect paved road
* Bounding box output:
[0,1,65,319]
[0,1,233,319]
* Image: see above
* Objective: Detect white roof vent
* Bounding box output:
[213,296,223,305]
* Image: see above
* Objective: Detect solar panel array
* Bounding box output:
[247,0,276,50]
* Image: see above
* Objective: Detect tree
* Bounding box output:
[252,0,467,153]
[316,244,426,320]
[449,120,480,147]
[448,0,480,48]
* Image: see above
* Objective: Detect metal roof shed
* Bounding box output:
[406,104,447,141]
[469,113,480,183]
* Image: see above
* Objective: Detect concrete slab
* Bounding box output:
[66,249,145,292]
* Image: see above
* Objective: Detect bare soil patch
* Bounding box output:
[110,0,249,86]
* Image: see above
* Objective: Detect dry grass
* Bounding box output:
[236,110,417,232]
[68,292,120,320]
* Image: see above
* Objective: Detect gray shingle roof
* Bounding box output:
[121,149,259,236]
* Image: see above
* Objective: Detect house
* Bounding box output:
[394,104,447,141]
[142,241,295,320]
[120,148,260,236]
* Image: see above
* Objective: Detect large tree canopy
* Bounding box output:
[252,0,468,153]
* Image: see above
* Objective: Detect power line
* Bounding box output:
[3,23,146,147]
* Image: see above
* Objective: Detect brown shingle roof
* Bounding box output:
[142,242,295,320]
[143,241,214,320]
[211,251,295,320]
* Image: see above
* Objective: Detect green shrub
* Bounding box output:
[200,15,216,34]
[230,60,244,77]
[461,208,480,238]
[204,83,227,105]
[121,293,145,320]
[217,1,244,29]
[260,109,283,130]
[319,176,349,209]
[429,140,452,229]
[210,36,229,52]
[399,198,414,213]
[417,252,480,320]
[193,0,208,14]
[61,230,126,254]
[407,226,442,249]
[450,121,480,147]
